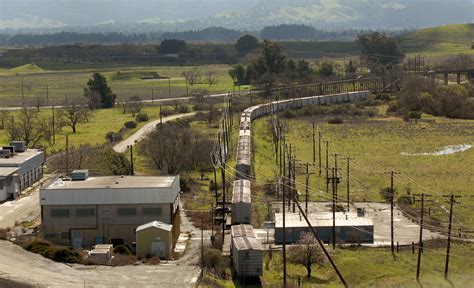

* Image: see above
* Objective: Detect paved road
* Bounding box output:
[113,112,196,153]
[0,189,40,229]
[2,91,235,111]
[0,200,205,287]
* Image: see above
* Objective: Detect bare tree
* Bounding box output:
[182,68,201,86]
[61,101,90,133]
[6,108,45,147]
[0,110,9,130]
[125,95,143,116]
[204,70,219,86]
[288,232,328,278]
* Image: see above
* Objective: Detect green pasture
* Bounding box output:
[0,64,236,107]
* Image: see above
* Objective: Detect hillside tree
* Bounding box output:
[61,101,90,133]
[357,32,404,65]
[234,34,259,54]
[288,232,328,278]
[158,39,186,54]
[84,73,116,108]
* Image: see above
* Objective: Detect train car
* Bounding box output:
[231,180,252,225]
[236,135,251,179]
[231,224,256,239]
[232,236,264,277]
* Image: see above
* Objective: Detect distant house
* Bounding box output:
[0,141,45,201]
[40,172,181,249]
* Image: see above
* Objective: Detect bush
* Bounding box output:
[327,117,344,124]
[113,245,132,255]
[408,111,422,119]
[110,255,137,266]
[135,112,149,123]
[176,105,190,113]
[124,121,137,129]
[24,239,82,264]
[105,131,121,143]
[203,247,228,278]
[282,109,297,118]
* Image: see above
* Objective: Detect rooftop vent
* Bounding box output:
[71,170,89,181]
[10,141,26,153]
[0,149,11,158]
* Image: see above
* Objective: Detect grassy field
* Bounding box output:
[0,104,180,153]
[0,64,236,107]
[250,111,474,228]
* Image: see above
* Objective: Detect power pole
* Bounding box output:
[159,105,162,126]
[281,175,287,287]
[415,193,432,280]
[443,194,461,279]
[305,162,309,215]
[318,130,322,176]
[46,84,49,107]
[65,134,69,176]
[386,171,400,254]
[312,123,316,164]
[346,157,350,211]
[211,202,215,245]
[129,145,134,175]
[331,168,336,249]
[334,154,338,204]
[200,217,204,269]
[151,88,154,106]
[52,105,55,144]
[221,163,226,245]
[326,141,329,193]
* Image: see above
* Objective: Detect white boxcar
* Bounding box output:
[231,180,251,225]
[232,236,264,277]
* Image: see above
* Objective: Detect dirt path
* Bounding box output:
[113,112,196,153]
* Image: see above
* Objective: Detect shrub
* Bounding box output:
[113,245,132,255]
[124,121,137,129]
[135,112,149,123]
[105,131,121,143]
[24,239,82,263]
[52,248,81,263]
[282,109,297,118]
[176,105,190,113]
[110,255,137,266]
[408,111,422,119]
[203,247,228,278]
[327,117,344,124]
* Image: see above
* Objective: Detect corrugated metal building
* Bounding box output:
[0,142,45,201]
[40,173,180,249]
[136,221,173,259]
[231,180,251,225]
[274,212,374,244]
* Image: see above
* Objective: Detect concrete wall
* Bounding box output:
[136,228,173,259]
[42,203,177,248]
[275,225,374,244]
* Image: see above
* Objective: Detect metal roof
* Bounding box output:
[40,176,180,206]
[0,149,44,166]
[231,224,256,238]
[232,235,263,251]
[136,220,173,232]
[232,180,251,203]
[275,212,373,228]
[45,176,177,189]
[0,167,19,177]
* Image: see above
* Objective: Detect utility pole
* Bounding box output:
[444,194,461,279]
[318,130,322,176]
[330,168,336,249]
[129,145,134,175]
[312,123,316,164]
[52,105,55,144]
[65,134,69,176]
[305,163,309,215]
[346,157,350,211]
[151,88,154,106]
[415,193,432,280]
[281,175,287,287]
[386,171,400,254]
[213,166,218,198]
[221,164,226,245]
[168,77,171,96]
[334,154,338,204]
[46,84,49,107]
[325,141,329,193]
[159,105,163,126]
[200,216,204,269]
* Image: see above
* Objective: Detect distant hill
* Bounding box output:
[11,64,46,73]
[398,24,474,54]
[0,0,472,33]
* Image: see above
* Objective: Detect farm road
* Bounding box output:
[113,112,196,153]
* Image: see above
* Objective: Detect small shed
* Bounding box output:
[231,180,251,225]
[232,236,264,277]
[136,221,173,259]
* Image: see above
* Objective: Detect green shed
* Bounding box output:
[136,221,173,259]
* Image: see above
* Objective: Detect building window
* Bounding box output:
[117,208,136,216]
[76,208,95,217]
[51,209,69,217]
[143,207,162,216]
[61,232,70,239]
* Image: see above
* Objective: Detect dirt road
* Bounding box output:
[113,112,196,153]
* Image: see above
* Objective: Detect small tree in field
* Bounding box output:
[61,101,90,133]
[288,232,328,278]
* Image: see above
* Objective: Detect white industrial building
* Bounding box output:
[0,141,45,201]
[275,212,374,244]
[40,172,181,248]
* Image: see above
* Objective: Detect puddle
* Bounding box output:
[401,144,472,156]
